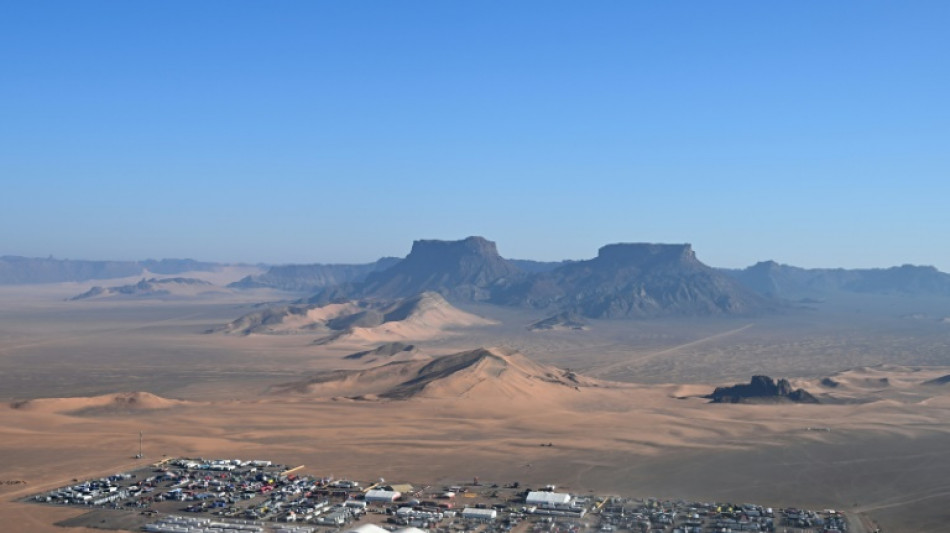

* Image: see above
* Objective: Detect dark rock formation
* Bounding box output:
[707,375,819,404]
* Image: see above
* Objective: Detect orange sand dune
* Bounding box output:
[270,347,608,401]
[9,392,187,415]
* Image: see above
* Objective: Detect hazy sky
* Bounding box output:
[2,2,948,269]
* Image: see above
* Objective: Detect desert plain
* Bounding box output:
[2,273,950,532]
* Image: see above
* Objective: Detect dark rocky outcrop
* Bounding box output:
[706,375,819,404]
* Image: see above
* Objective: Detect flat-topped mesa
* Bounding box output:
[348,236,521,301]
[408,236,502,262]
[595,243,697,266]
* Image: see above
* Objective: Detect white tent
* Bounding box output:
[461,508,497,520]
[345,524,389,533]
[365,489,401,503]
[526,491,572,507]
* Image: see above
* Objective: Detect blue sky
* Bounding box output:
[2,2,948,269]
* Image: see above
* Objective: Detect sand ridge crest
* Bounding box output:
[792,366,950,404]
[269,347,610,401]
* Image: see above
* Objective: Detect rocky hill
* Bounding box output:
[724,261,950,300]
[493,243,774,318]
[706,375,819,404]
[229,257,400,292]
[69,277,221,300]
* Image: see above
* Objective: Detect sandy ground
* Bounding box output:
[2,285,950,532]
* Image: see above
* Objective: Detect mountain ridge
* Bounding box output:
[0,256,224,285]
[493,243,774,318]
[229,257,400,292]
[723,261,950,300]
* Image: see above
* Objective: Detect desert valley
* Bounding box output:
[2,238,950,532]
[7,1,946,531]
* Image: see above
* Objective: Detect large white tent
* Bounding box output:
[365,489,401,503]
[526,491,572,507]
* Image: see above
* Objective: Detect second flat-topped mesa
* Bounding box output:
[594,243,697,267]
[492,241,775,318]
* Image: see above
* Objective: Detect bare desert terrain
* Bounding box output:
[2,280,950,532]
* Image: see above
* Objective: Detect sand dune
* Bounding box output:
[669,384,718,399]
[325,293,496,345]
[220,292,494,343]
[9,392,186,415]
[270,347,607,401]
[790,366,950,405]
[268,360,422,398]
